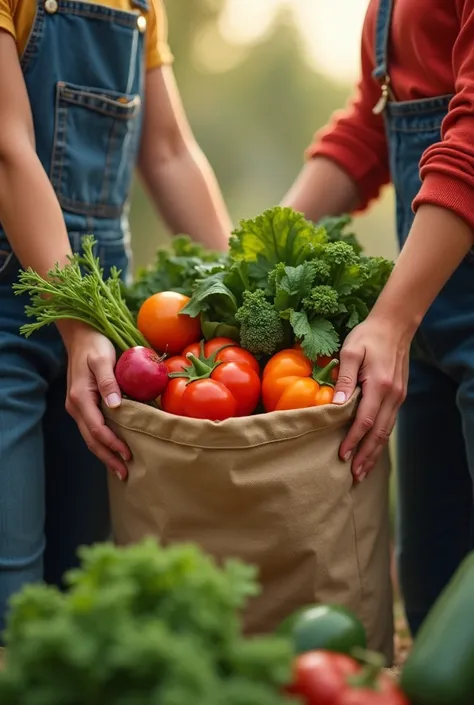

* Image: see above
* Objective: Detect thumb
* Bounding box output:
[332,346,362,405]
[89,352,122,409]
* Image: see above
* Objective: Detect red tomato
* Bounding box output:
[161,378,188,416]
[164,355,191,374]
[203,337,237,356]
[214,346,260,375]
[182,338,261,376]
[289,650,409,705]
[181,379,237,420]
[211,361,261,416]
[182,337,235,359]
[137,291,201,355]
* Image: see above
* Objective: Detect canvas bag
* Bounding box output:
[104,392,394,662]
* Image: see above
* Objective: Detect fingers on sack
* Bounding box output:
[332,345,362,406]
[66,392,131,479]
[89,353,122,409]
[349,377,405,482]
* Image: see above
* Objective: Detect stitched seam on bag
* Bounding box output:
[108,418,351,449]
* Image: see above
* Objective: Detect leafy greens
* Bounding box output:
[182,207,394,360]
[0,539,297,705]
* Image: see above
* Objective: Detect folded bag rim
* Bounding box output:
[102,389,361,450]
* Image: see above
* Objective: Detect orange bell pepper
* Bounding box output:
[262,348,339,412]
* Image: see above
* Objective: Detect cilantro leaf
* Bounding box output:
[289,310,339,359]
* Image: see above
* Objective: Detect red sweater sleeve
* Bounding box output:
[306,3,390,211]
[413,0,474,229]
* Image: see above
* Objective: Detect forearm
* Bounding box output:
[282,157,360,222]
[0,148,90,345]
[139,141,232,252]
[370,205,474,336]
[0,149,72,276]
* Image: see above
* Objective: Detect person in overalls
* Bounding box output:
[284,0,474,635]
[0,0,231,634]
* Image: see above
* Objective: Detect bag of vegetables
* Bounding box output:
[104,393,393,661]
[15,207,394,663]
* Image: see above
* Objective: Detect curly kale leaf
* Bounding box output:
[0,540,297,705]
[229,207,327,273]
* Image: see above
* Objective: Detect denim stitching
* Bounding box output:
[60,90,141,120]
[20,2,45,72]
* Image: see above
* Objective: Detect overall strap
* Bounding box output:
[372,0,394,82]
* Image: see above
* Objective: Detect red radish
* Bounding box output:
[115,346,169,402]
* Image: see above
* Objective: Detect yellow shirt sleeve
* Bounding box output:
[0,0,15,40]
[146,0,173,71]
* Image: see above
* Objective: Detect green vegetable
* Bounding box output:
[183,207,393,360]
[123,235,228,316]
[302,285,341,317]
[13,235,147,352]
[235,290,286,356]
[400,551,474,705]
[278,604,367,656]
[0,539,297,705]
[317,214,364,255]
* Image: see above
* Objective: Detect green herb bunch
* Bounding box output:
[0,539,296,705]
[13,235,148,352]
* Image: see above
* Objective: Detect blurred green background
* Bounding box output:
[129,0,398,272]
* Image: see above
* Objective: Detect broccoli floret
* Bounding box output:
[303,285,340,317]
[235,290,285,356]
[311,259,332,282]
[322,241,358,269]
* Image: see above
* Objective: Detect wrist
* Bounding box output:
[368,297,421,341]
[56,319,94,350]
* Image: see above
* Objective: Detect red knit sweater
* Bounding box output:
[307,0,474,228]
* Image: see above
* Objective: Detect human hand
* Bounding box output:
[62,323,131,480]
[332,316,411,483]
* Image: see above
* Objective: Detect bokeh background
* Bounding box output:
[129,0,397,270]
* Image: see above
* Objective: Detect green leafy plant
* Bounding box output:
[123,235,229,316]
[181,208,393,360]
[0,539,297,705]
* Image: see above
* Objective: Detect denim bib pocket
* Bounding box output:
[50,82,142,220]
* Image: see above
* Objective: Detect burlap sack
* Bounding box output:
[104,392,394,662]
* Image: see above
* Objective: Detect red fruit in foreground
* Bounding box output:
[115,346,169,402]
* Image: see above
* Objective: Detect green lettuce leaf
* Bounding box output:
[229,207,327,270]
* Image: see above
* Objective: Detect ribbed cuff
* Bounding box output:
[413,172,474,231]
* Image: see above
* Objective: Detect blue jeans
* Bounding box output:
[0,250,116,637]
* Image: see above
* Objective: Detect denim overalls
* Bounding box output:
[0,0,146,633]
[374,0,474,635]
